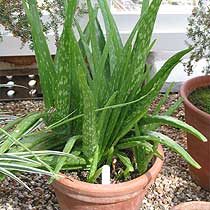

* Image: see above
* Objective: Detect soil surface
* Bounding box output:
[0,94,210,210]
[188,86,210,114]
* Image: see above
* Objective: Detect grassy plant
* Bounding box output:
[4,0,207,183]
[0,111,85,189]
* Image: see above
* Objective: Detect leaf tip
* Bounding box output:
[202,136,208,142]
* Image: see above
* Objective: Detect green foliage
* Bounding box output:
[0,113,81,189]
[1,0,207,184]
[0,0,87,47]
[185,0,210,75]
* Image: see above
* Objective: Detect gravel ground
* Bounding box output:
[0,94,210,210]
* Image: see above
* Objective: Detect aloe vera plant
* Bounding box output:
[3,0,206,184]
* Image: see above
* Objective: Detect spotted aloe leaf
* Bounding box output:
[21,0,55,111]
[98,0,123,73]
[114,48,191,144]
[77,66,98,161]
[0,113,43,153]
[87,0,101,73]
[53,0,78,122]
[49,135,81,183]
[129,0,162,97]
[104,0,163,149]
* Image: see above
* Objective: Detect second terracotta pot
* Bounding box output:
[171,201,210,210]
[180,75,210,191]
[52,146,163,210]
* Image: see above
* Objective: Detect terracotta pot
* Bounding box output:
[180,75,210,191]
[52,146,163,210]
[171,201,210,210]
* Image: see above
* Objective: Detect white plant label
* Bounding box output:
[102,165,111,185]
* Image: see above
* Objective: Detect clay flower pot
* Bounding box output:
[52,146,163,210]
[180,76,210,191]
[171,201,210,210]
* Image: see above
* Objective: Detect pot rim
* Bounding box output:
[172,201,210,209]
[180,75,210,121]
[53,145,163,196]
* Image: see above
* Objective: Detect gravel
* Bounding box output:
[0,95,210,210]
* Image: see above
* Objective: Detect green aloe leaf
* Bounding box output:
[141,115,207,142]
[146,131,201,169]
[129,0,162,96]
[53,0,78,123]
[141,0,150,15]
[106,146,114,165]
[49,135,81,183]
[0,127,54,175]
[77,66,98,160]
[153,82,175,115]
[105,0,164,148]
[163,97,183,116]
[75,18,95,73]
[21,0,55,111]
[40,154,87,168]
[87,145,99,182]
[141,48,192,96]
[115,48,191,143]
[98,92,117,156]
[0,117,22,138]
[9,132,58,152]
[87,0,101,72]
[117,140,153,151]
[98,0,123,73]
[77,7,98,57]
[116,151,134,173]
[0,113,43,153]
[102,45,133,148]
